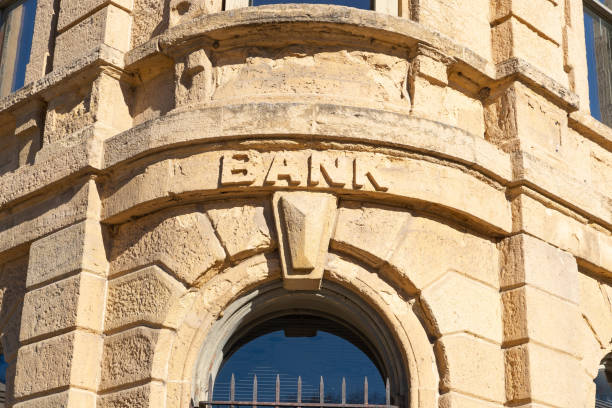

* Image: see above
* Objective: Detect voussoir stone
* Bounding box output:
[110,208,227,285]
[105,265,186,332]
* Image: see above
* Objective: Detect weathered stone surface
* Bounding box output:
[500,234,579,303]
[332,202,412,267]
[505,342,584,408]
[421,272,502,343]
[439,392,504,408]
[502,285,582,355]
[98,382,165,408]
[0,256,27,328]
[20,272,105,341]
[27,217,108,288]
[58,0,134,32]
[105,265,185,332]
[206,200,276,261]
[388,216,499,292]
[109,208,226,284]
[436,334,505,403]
[579,273,612,347]
[14,330,102,398]
[53,5,131,69]
[14,388,96,408]
[100,327,168,390]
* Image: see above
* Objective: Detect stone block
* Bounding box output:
[20,272,105,342]
[435,334,505,403]
[388,216,499,292]
[0,256,27,328]
[413,55,448,86]
[110,208,226,285]
[100,327,170,390]
[421,272,502,343]
[206,200,276,261]
[492,17,566,86]
[58,0,134,32]
[491,0,563,44]
[500,233,579,302]
[14,330,102,398]
[332,202,411,267]
[418,0,492,60]
[14,388,96,408]
[439,392,504,408]
[505,342,583,407]
[411,76,485,137]
[512,195,603,276]
[579,273,612,347]
[105,265,186,332]
[502,285,582,355]
[53,5,132,69]
[27,218,108,288]
[98,382,165,408]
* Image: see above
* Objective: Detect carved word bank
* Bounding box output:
[220,152,390,192]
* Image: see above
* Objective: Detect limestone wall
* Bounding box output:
[0,1,610,408]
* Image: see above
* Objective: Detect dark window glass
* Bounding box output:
[0,354,6,384]
[213,315,387,404]
[584,0,612,126]
[250,0,372,10]
[596,366,612,404]
[0,0,37,97]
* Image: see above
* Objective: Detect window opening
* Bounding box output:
[597,354,612,408]
[202,315,395,408]
[249,0,372,10]
[0,0,37,97]
[584,0,612,127]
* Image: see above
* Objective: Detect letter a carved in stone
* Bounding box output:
[272,192,337,291]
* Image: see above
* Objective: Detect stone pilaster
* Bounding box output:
[13,179,107,408]
[500,234,585,408]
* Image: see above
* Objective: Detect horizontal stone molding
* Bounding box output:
[101,148,512,235]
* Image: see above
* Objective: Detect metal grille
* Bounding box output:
[199,375,397,408]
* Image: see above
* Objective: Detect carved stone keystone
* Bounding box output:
[272,192,338,291]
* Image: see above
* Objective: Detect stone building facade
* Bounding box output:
[0,0,611,407]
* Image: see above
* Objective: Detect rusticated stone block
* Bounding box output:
[20,272,105,341]
[500,234,579,303]
[53,5,131,69]
[57,0,134,32]
[100,327,170,390]
[98,382,165,408]
[14,388,96,408]
[502,285,582,355]
[436,334,505,403]
[332,202,412,267]
[421,272,502,343]
[206,200,276,261]
[0,256,27,328]
[491,0,562,45]
[27,218,108,288]
[505,342,583,407]
[389,216,499,292]
[14,330,102,398]
[105,265,185,332]
[110,208,226,285]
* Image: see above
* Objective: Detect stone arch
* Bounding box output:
[157,252,438,408]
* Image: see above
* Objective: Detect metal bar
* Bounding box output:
[208,375,213,408]
[297,376,302,408]
[253,375,258,408]
[341,378,346,405]
[231,374,236,408]
[319,377,324,405]
[385,379,390,407]
[363,378,368,405]
[275,374,280,408]
[198,402,399,408]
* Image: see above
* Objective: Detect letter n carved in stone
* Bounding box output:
[272,192,337,291]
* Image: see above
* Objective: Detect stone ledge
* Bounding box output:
[569,110,612,151]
